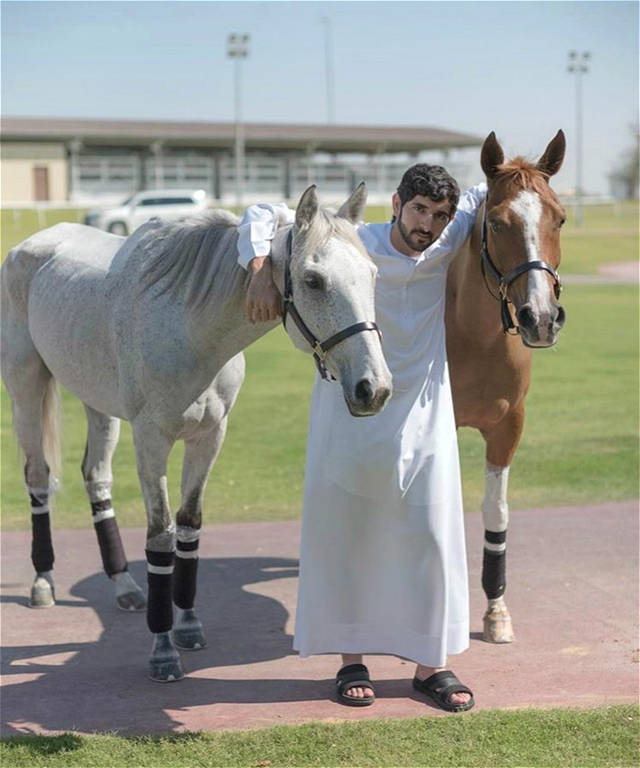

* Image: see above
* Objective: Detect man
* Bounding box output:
[237,166,486,712]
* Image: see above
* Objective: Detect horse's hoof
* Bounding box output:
[113,571,147,611]
[483,603,515,643]
[172,608,206,651]
[149,632,184,682]
[117,591,147,611]
[29,575,55,609]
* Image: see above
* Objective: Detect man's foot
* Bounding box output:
[413,667,474,712]
[339,654,374,702]
[336,663,375,706]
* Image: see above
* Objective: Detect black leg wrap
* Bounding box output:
[482,529,507,599]
[482,549,507,599]
[92,500,127,577]
[174,557,199,610]
[146,550,175,634]
[31,511,54,573]
[173,536,199,609]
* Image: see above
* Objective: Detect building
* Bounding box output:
[1,116,483,206]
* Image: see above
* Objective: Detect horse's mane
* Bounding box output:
[299,209,370,262]
[495,157,551,197]
[139,205,369,312]
[139,210,244,313]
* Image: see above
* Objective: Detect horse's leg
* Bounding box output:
[15,390,57,608]
[480,405,525,643]
[131,418,182,682]
[3,330,59,607]
[81,405,146,611]
[172,418,228,651]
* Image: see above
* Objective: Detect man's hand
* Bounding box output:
[246,256,282,323]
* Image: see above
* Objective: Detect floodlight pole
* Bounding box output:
[567,50,590,228]
[227,33,250,210]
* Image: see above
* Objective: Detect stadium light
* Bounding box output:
[227,33,250,209]
[567,50,590,228]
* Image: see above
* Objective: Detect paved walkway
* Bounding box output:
[563,260,639,284]
[1,501,637,736]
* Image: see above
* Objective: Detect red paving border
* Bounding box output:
[1,501,637,736]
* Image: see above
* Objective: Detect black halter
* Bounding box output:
[281,230,381,380]
[480,215,562,335]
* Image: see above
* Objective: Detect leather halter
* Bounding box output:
[281,229,381,380]
[480,214,562,335]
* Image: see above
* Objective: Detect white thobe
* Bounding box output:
[237,185,486,666]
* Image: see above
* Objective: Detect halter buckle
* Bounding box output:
[312,342,327,361]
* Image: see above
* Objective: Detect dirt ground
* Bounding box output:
[1,500,637,736]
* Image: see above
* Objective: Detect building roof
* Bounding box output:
[1,116,483,154]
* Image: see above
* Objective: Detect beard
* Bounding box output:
[397,217,434,251]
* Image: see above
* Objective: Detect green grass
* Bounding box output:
[1,705,637,767]
[1,207,88,256]
[1,200,638,530]
[459,283,639,512]
[1,283,637,529]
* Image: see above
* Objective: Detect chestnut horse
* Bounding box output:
[446,130,566,643]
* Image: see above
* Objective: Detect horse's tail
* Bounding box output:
[42,376,62,481]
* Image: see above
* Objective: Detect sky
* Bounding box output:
[1,0,638,195]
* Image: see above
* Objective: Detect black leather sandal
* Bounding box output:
[412,670,474,712]
[335,663,376,707]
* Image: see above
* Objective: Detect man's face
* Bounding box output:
[392,193,453,254]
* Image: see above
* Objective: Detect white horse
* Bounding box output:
[1,184,392,681]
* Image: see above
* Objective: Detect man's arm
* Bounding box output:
[237,203,295,323]
[439,183,487,254]
[245,256,281,323]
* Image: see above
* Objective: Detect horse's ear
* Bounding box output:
[337,181,367,224]
[295,185,319,230]
[536,130,566,177]
[480,131,505,179]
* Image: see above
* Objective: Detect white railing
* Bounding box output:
[2,202,88,229]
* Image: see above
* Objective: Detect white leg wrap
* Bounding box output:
[85,480,113,503]
[176,526,202,543]
[481,464,510,532]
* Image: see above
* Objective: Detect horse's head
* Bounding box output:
[273,184,392,417]
[481,130,567,348]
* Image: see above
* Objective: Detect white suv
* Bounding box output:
[84,189,210,235]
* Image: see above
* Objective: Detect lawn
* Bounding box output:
[1,202,638,529]
[1,705,637,767]
[1,282,637,529]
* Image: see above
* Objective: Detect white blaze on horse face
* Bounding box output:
[508,190,554,315]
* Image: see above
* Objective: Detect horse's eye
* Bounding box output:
[304,273,325,291]
[489,220,503,233]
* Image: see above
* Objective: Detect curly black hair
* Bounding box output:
[396,164,460,215]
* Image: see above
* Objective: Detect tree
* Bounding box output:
[609,123,639,200]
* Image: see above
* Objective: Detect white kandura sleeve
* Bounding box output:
[236,203,295,270]
[437,182,487,256]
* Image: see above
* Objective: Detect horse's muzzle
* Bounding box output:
[517,303,566,348]
[346,378,392,416]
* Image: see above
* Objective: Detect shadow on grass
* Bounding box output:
[1,733,84,753]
